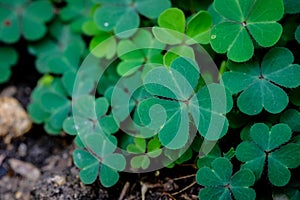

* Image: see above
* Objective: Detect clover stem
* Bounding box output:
[183,99,189,105]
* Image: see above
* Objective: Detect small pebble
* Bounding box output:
[0,97,32,144]
[15,191,22,199]
[8,158,41,181]
[50,175,66,187]
[18,143,27,157]
[272,194,289,200]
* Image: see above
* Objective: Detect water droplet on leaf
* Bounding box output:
[104,22,109,27]
[211,35,216,39]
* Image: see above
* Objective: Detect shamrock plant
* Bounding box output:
[63,95,118,137]
[236,123,300,186]
[28,76,71,134]
[210,0,284,62]
[222,47,300,115]
[1,0,300,198]
[0,0,54,43]
[197,157,256,200]
[137,57,233,148]
[73,142,125,187]
[126,137,162,169]
[28,20,85,74]
[64,95,123,187]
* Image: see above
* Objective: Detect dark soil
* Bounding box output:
[0,126,200,200]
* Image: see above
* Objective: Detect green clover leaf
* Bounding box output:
[108,71,151,123]
[29,21,85,74]
[210,0,284,62]
[127,137,162,169]
[29,76,96,135]
[280,109,300,132]
[196,157,256,200]
[82,20,117,59]
[127,137,146,154]
[152,8,212,65]
[236,123,300,186]
[89,32,117,60]
[222,47,300,115]
[60,0,94,33]
[190,83,233,141]
[28,77,71,135]
[73,148,100,184]
[73,146,125,187]
[40,92,70,132]
[70,97,125,187]
[137,57,233,149]
[93,0,171,38]
[0,0,54,43]
[138,98,187,149]
[0,47,18,83]
[153,8,213,45]
[284,0,300,14]
[295,25,300,44]
[162,45,195,67]
[116,29,164,76]
[197,145,221,168]
[95,61,120,95]
[64,95,118,137]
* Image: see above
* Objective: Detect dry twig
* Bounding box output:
[171,181,197,196]
[118,181,130,200]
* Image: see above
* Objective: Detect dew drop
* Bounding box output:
[104,22,109,27]
[75,125,79,130]
[211,35,216,39]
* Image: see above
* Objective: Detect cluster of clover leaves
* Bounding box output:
[1,0,300,199]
